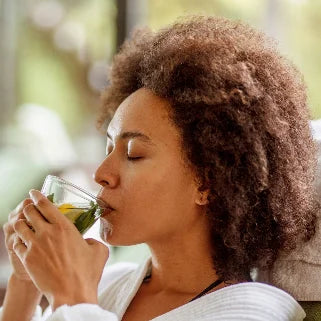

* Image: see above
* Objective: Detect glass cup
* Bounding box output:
[41,175,106,235]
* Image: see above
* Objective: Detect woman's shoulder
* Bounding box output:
[152,282,306,321]
[210,282,305,320]
[221,281,301,300]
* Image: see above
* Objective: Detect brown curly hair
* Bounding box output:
[97,16,320,281]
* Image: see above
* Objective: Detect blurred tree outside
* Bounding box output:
[0,0,114,226]
[17,0,116,136]
[282,0,321,119]
[0,0,17,144]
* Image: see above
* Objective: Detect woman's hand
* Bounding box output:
[3,198,35,282]
[12,189,110,310]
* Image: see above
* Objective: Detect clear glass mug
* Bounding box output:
[41,175,106,235]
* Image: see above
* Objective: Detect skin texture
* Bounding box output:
[95,87,222,297]
[2,199,43,321]
[9,190,109,311]
[3,199,35,282]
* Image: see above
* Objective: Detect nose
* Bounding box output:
[93,157,119,188]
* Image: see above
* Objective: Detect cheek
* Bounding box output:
[121,176,164,213]
[102,163,197,245]
[120,163,195,221]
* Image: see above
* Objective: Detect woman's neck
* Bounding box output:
[145,227,224,296]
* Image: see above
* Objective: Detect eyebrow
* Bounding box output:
[106,131,155,146]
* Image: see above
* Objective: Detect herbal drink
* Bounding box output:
[42,175,105,235]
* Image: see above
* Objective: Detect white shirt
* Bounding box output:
[0,256,306,321]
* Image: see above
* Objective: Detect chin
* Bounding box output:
[99,221,145,246]
[99,217,114,242]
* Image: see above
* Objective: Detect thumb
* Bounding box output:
[85,237,100,245]
[85,238,110,258]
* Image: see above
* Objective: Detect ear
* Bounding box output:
[195,189,210,206]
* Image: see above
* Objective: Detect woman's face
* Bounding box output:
[94,88,204,246]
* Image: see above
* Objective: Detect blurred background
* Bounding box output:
[0,0,321,304]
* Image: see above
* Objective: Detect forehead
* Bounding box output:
[107,88,180,144]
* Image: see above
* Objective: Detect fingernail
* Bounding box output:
[29,189,43,204]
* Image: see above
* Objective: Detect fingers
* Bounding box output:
[8,199,33,221]
[13,234,27,259]
[29,189,66,225]
[4,199,34,252]
[19,199,34,218]
[3,222,14,250]
[13,219,35,247]
[23,203,48,232]
[85,238,110,259]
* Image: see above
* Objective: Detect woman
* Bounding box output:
[1,16,319,320]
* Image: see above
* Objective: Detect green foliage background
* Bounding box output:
[17,0,321,132]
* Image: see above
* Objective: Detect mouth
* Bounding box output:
[102,206,114,217]
[96,192,115,217]
[96,196,114,210]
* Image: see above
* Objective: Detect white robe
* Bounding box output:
[0,256,305,321]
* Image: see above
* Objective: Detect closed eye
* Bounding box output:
[127,156,143,161]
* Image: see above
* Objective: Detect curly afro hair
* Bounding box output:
[97,16,320,281]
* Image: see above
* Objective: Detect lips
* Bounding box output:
[98,201,114,214]
[96,191,115,217]
[96,195,114,210]
[96,199,114,217]
[102,206,114,217]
